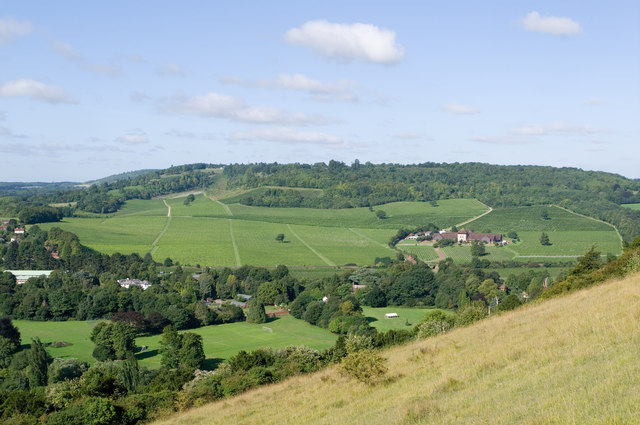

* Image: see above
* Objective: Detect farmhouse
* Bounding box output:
[14,228,25,234]
[117,278,152,290]
[5,270,53,284]
[433,229,502,244]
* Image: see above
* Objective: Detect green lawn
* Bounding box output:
[509,231,621,257]
[362,307,433,332]
[136,315,337,368]
[14,316,337,369]
[439,245,517,263]
[621,203,640,211]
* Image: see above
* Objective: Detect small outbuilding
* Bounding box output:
[385,313,399,319]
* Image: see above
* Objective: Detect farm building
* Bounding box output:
[433,229,502,244]
[5,270,53,284]
[385,313,399,318]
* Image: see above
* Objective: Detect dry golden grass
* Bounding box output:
[152,273,640,425]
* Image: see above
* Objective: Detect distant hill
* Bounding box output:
[0,181,80,196]
[152,271,640,425]
[84,168,159,185]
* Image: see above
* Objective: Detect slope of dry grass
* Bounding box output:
[153,273,640,425]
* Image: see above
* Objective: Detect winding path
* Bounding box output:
[228,219,241,266]
[455,200,493,228]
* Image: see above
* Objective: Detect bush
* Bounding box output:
[341,349,388,385]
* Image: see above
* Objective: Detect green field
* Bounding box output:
[38,197,488,267]
[36,199,622,267]
[492,267,568,279]
[621,203,640,211]
[15,316,337,369]
[362,307,432,332]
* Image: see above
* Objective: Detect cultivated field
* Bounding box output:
[15,315,336,369]
[38,196,488,267]
[36,199,622,267]
[151,272,640,425]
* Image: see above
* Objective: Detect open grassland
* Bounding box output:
[362,307,432,332]
[152,273,640,425]
[15,320,100,364]
[136,315,337,369]
[622,203,640,210]
[168,194,230,217]
[115,199,167,216]
[15,315,337,369]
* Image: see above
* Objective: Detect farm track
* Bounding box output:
[286,224,336,266]
[228,219,241,266]
[150,200,172,255]
[455,201,493,228]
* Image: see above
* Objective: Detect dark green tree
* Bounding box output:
[0,317,21,348]
[375,210,387,219]
[159,325,181,369]
[275,233,285,243]
[539,232,550,246]
[246,299,267,324]
[178,332,205,369]
[470,240,485,257]
[28,337,51,387]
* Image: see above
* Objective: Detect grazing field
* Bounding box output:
[136,315,337,369]
[621,203,640,210]
[15,316,337,369]
[362,307,432,332]
[151,273,640,425]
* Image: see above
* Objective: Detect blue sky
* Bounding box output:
[1,1,639,181]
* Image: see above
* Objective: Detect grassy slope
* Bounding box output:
[153,272,640,425]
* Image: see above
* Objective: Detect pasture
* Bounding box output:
[14,316,337,369]
[621,203,640,211]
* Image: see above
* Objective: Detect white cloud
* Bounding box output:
[163,92,331,125]
[583,98,603,106]
[0,125,9,135]
[116,131,149,144]
[158,63,184,76]
[521,12,582,36]
[51,41,83,61]
[230,128,343,145]
[0,79,75,104]
[285,20,404,64]
[0,17,33,43]
[511,122,608,136]
[220,73,359,102]
[441,103,478,115]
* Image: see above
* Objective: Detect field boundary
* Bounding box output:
[553,204,624,248]
[228,219,241,266]
[150,200,172,255]
[286,224,336,266]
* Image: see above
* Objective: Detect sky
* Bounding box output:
[1,1,639,181]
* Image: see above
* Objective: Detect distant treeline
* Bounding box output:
[222,162,640,240]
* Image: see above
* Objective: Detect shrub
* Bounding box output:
[341,349,388,385]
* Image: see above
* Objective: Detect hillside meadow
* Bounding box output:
[151,272,640,425]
